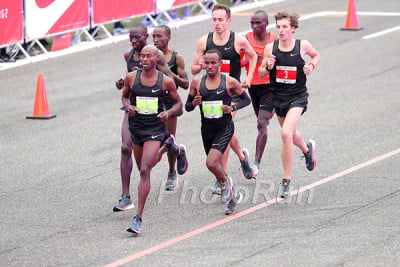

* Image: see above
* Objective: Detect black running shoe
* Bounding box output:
[303,139,316,171]
[127,215,142,234]
[241,148,254,180]
[164,134,180,155]
[177,144,188,175]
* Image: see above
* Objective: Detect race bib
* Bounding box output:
[202,100,223,119]
[136,96,158,115]
[220,59,230,73]
[276,66,297,84]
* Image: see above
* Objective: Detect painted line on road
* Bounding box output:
[363,25,400,39]
[104,147,400,267]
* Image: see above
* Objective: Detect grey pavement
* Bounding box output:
[1,0,399,266]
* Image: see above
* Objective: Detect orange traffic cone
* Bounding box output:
[341,0,363,31]
[26,75,56,119]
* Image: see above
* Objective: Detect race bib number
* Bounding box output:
[276,66,297,84]
[202,100,223,119]
[136,96,158,115]
[220,59,230,73]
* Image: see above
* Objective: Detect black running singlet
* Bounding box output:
[269,39,307,96]
[126,49,142,72]
[206,31,241,82]
[129,69,165,131]
[199,74,232,127]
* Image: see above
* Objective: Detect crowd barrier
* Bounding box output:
[0,0,258,61]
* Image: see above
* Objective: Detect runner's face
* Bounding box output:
[250,15,267,35]
[212,9,231,34]
[276,18,294,40]
[152,28,169,51]
[129,28,147,50]
[140,48,157,70]
[204,53,221,77]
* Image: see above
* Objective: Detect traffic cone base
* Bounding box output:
[341,0,362,31]
[26,74,56,120]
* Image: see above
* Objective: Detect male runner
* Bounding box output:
[192,4,256,193]
[186,49,251,215]
[259,12,320,198]
[122,45,188,234]
[153,25,189,190]
[242,10,277,177]
[113,23,174,212]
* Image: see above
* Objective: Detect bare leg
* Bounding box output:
[254,110,274,164]
[120,112,133,196]
[277,107,304,179]
[133,141,161,218]
[206,149,228,184]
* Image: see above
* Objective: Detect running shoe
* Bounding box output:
[127,215,142,234]
[177,144,188,175]
[241,148,254,180]
[225,192,243,215]
[252,162,260,178]
[165,134,180,155]
[165,172,178,190]
[212,181,222,195]
[303,139,316,171]
[113,194,134,212]
[221,176,233,203]
[279,179,291,198]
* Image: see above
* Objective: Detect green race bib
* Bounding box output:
[136,96,158,115]
[202,100,223,119]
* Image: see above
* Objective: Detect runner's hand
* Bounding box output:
[115,78,124,90]
[127,105,137,117]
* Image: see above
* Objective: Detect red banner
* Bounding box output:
[92,0,154,25]
[0,0,23,46]
[25,0,89,40]
[156,0,200,12]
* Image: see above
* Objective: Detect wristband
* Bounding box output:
[309,63,315,70]
[266,66,271,72]
[231,105,238,111]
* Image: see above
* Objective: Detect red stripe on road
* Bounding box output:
[105,147,400,267]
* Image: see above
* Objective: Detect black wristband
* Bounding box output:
[266,66,271,72]
[231,105,237,111]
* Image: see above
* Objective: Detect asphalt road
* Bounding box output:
[1,0,399,266]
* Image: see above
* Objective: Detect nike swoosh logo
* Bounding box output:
[224,47,232,50]
[212,144,220,146]
[152,134,161,139]
[290,53,297,56]
[26,0,74,39]
[152,89,162,93]
[216,90,224,94]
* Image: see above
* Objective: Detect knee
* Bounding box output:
[206,158,217,171]
[139,166,151,179]
[281,129,294,143]
[121,143,132,157]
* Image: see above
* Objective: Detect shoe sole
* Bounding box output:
[127,228,140,234]
[113,203,134,212]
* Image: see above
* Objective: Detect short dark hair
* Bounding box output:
[212,4,231,18]
[154,25,171,37]
[205,49,222,60]
[254,10,269,24]
[274,11,299,29]
[131,22,148,34]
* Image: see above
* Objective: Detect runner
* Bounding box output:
[113,23,174,212]
[259,12,320,198]
[186,49,251,215]
[122,45,188,234]
[153,25,189,190]
[191,4,257,194]
[241,10,277,177]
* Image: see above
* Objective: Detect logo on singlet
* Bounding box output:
[224,47,232,51]
[152,88,162,93]
[290,53,297,56]
[216,90,224,94]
